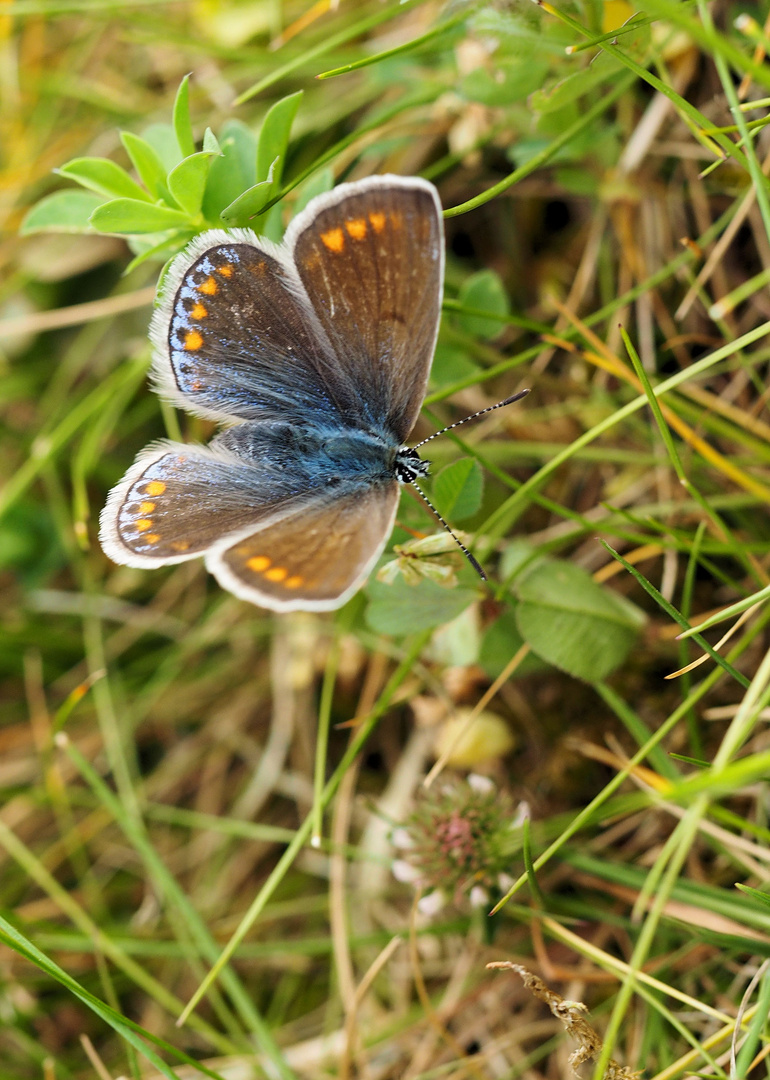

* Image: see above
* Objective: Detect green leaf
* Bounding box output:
[530,53,622,114]
[432,458,483,522]
[461,58,550,106]
[219,159,277,227]
[218,91,303,233]
[202,119,257,221]
[256,90,302,184]
[167,151,217,217]
[202,127,221,154]
[55,157,151,201]
[0,914,194,1080]
[124,232,194,274]
[499,538,547,584]
[513,559,646,682]
[20,190,106,234]
[479,609,546,679]
[120,131,169,200]
[735,884,770,910]
[430,342,480,389]
[141,122,184,172]
[173,73,196,158]
[0,502,64,582]
[457,269,510,339]
[554,166,599,196]
[430,604,481,666]
[366,576,479,636]
[259,199,284,243]
[89,199,190,234]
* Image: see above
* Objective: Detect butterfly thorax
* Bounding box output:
[320,432,430,486]
[215,421,426,490]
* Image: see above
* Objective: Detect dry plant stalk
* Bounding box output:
[487,962,642,1079]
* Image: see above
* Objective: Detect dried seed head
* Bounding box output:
[390,774,523,911]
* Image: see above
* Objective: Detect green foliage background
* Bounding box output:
[2,1,770,1078]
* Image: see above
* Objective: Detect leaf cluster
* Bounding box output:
[22,77,306,271]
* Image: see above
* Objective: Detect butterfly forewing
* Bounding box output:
[152,234,342,424]
[207,483,400,611]
[289,177,443,443]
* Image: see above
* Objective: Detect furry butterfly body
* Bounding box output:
[100,175,443,611]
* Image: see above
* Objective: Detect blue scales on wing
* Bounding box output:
[102,420,398,566]
[152,238,349,427]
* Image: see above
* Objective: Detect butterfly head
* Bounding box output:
[395,446,430,484]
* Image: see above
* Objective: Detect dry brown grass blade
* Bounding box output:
[406,892,487,1080]
[737,11,770,98]
[682,381,770,440]
[423,642,529,788]
[339,936,403,1080]
[675,145,770,320]
[0,285,156,337]
[539,918,733,1024]
[665,601,762,679]
[271,0,340,48]
[566,737,669,793]
[78,1034,113,1080]
[551,296,770,506]
[593,543,665,582]
[571,871,770,946]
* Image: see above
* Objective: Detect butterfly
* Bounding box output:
[100,175,451,612]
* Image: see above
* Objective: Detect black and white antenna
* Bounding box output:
[409,478,489,579]
[405,388,530,580]
[411,389,530,450]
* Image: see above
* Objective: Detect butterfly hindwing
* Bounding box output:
[100,430,323,568]
[207,483,400,612]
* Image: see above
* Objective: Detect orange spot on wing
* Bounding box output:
[145,481,166,496]
[368,211,386,233]
[216,264,233,277]
[345,218,367,240]
[184,329,203,351]
[389,211,403,229]
[191,303,208,320]
[135,519,153,532]
[199,276,218,295]
[285,575,303,589]
[145,533,160,544]
[171,540,190,552]
[265,566,288,582]
[321,227,345,253]
[247,555,271,572]
[139,501,156,514]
